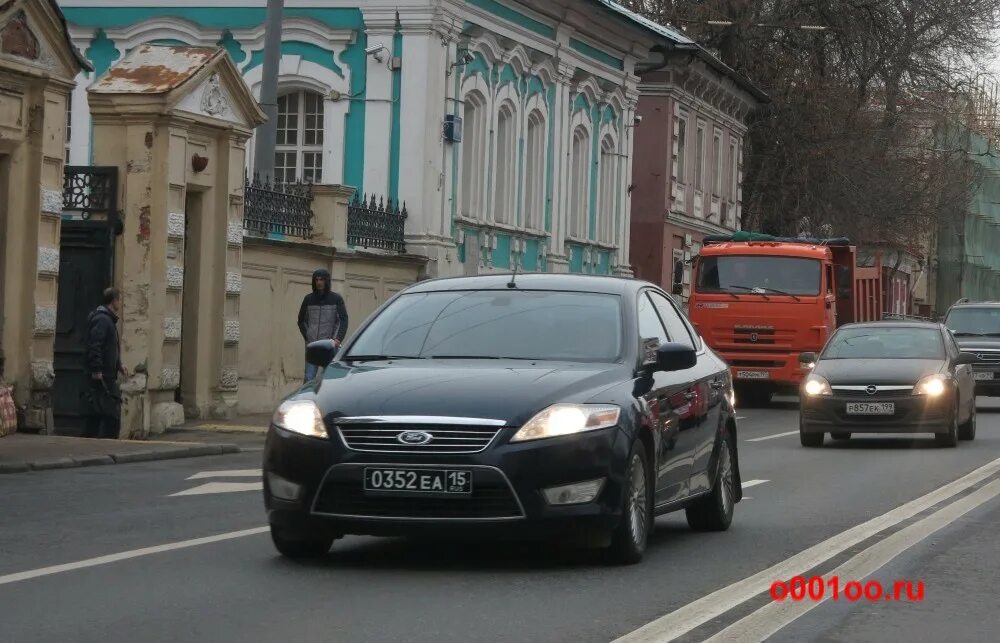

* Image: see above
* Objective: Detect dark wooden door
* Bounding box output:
[53,221,112,434]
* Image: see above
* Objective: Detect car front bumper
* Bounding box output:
[263,423,631,542]
[799,393,954,433]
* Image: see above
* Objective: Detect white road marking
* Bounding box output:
[169,482,263,497]
[613,455,1000,643]
[187,469,262,480]
[746,430,798,442]
[741,479,769,489]
[707,478,1000,641]
[0,527,269,587]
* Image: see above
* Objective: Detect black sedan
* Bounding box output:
[798,322,977,447]
[263,274,742,564]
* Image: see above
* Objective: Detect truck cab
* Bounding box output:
[685,236,879,406]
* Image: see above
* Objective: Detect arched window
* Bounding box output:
[275,90,324,184]
[599,135,617,244]
[524,110,545,230]
[494,102,516,225]
[569,126,590,239]
[461,91,488,217]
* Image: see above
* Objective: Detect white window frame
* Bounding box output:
[523,107,547,231]
[695,120,706,192]
[675,113,688,185]
[569,124,591,240]
[460,87,490,218]
[274,89,325,184]
[713,128,723,196]
[493,98,518,226]
[598,134,618,244]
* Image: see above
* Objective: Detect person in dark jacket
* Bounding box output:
[83,287,128,439]
[297,269,349,381]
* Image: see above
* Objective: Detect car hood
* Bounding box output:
[953,336,1000,353]
[307,360,625,426]
[815,359,944,386]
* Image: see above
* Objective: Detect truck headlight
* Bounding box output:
[803,374,832,396]
[272,400,327,438]
[913,375,947,397]
[510,404,621,442]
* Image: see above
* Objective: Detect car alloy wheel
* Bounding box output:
[627,452,649,547]
[607,442,650,565]
[686,433,736,531]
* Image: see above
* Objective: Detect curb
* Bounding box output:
[0,443,242,474]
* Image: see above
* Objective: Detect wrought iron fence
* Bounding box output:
[242,173,314,238]
[347,193,408,253]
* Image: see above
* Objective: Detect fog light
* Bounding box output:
[542,478,605,505]
[267,472,303,501]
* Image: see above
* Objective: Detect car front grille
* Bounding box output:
[830,387,914,399]
[335,423,504,454]
[312,466,524,520]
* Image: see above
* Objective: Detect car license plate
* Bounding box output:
[736,370,769,380]
[974,372,995,381]
[846,402,895,415]
[364,468,472,494]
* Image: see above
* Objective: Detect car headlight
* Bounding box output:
[913,375,947,397]
[272,400,327,438]
[803,374,832,396]
[510,404,621,443]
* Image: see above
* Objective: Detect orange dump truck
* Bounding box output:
[685,234,882,406]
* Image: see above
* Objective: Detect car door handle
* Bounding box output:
[710,380,724,389]
[684,391,696,400]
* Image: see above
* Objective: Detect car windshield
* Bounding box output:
[944,307,1000,336]
[695,255,821,296]
[821,327,945,360]
[345,290,624,362]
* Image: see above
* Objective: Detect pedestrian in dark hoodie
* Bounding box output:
[83,287,128,439]
[297,269,349,381]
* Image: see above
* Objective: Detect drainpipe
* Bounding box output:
[253,0,284,182]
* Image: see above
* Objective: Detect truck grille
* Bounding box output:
[334,418,504,454]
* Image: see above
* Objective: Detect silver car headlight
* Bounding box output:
[803,374,832,397]
[913,374,947,397]
[510,404,621,443]
[272,400,327,438]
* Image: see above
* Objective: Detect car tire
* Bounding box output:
[607,441,651,565]
[958,401,977,441]
[270,524,334,559]
[935,404,959,448]
[685,432,736,532]
[800,428,823,447]
[831,432,851,441]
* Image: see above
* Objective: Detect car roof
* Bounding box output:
[401,273,653,296]
[836,321,945,331]
[948,302,1000,309]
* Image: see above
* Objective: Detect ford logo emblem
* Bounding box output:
[866,385,877,395]
[397,431,433,445]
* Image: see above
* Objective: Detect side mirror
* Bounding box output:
[671,283,684,296]
[955,352,978,366]
[799,352,817,366]
[835,265,851,300]
[306,339,338,368]
[655,342,697,372]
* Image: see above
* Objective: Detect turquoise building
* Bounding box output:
[60,0,701,278]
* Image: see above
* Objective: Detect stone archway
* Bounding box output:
[88,44,265,437]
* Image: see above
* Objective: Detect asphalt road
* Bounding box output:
[3,398,1000,642]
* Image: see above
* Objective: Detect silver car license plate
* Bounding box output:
[846,402,894,415]
[974,372,994,381]
[736,370,769,380]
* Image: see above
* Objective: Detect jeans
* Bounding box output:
[304,359,319,383]
[82,379,121,439]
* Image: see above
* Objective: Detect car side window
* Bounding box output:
[637,292,668,346]
[648,291,696,350]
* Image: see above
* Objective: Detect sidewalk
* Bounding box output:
[0,414,270,474]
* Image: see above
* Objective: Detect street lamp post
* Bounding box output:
[253,0,284,182]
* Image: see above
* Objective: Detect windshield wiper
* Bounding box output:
[726,284,802,301]
[726,284,770,300]
[952,332,987,337]
[428,355,538,360]
[343,355,418,362]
